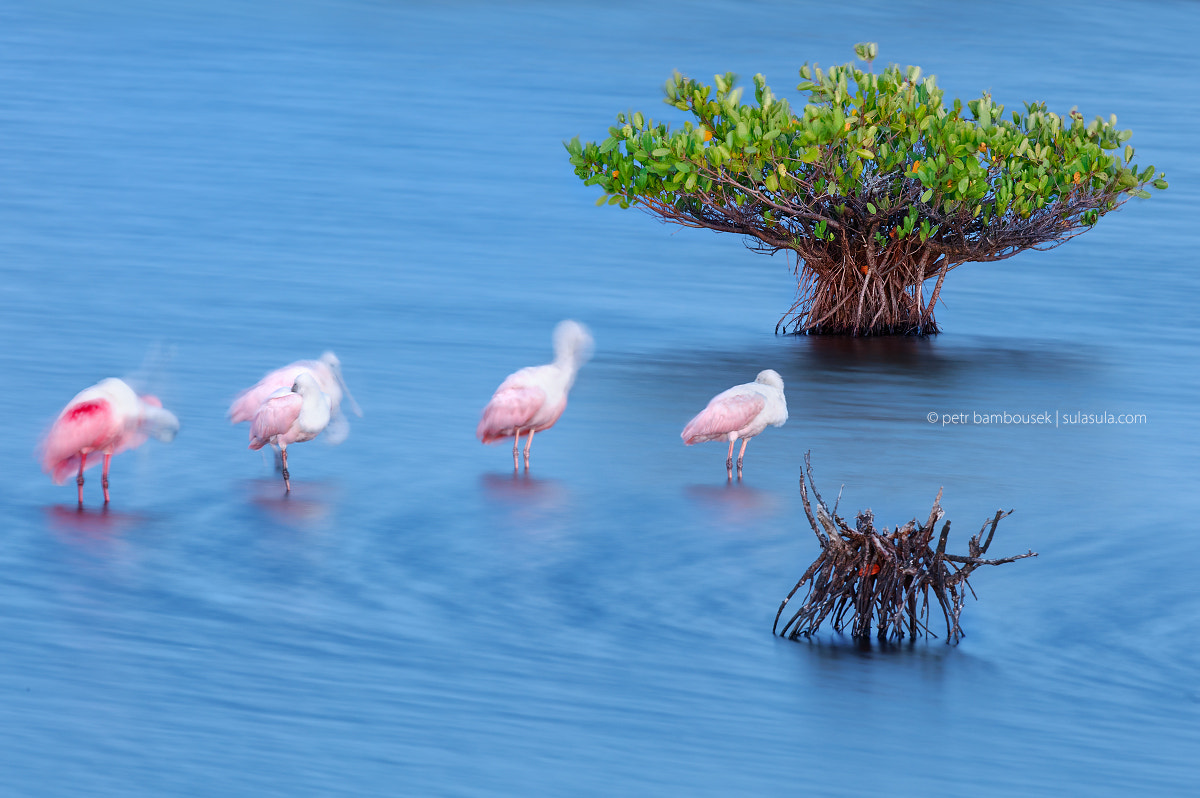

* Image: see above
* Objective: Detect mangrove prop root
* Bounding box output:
[774,453,1037,644]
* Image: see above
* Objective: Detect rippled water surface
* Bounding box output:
[2,1,1198,795]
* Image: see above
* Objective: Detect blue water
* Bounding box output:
[2,0,1198,794]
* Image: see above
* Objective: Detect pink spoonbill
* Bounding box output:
[681,369,788,479]
[229,352,360,443]
[248,372,332,492]
[41,377,180,505]
[477,320,593,470]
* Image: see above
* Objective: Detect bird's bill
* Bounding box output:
[332,363,362,417]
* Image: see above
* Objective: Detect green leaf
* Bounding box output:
[573,53,1166,273]
[595,196,608,206]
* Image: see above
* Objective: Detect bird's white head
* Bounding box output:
[553,320,594,369]
[755,369,785,392]
[138,395,180,442]
[318,350,362,416]
[291,372,321,395]
[146,409,180,442]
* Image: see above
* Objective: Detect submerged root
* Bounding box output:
[774,453,1037,644]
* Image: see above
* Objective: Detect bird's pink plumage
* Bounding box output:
[476,385,549,443]
[42,399,120,483]
[249,394,303,449]
[682,393,765,444]
[228,364,321,423]
[229,369,297,422]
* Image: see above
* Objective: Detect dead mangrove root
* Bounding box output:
[774,453,1037,644]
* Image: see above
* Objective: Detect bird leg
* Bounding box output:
[280,446,291,493]
[102,453,112,503]
[523,430,535,470]
[76,453,87,506]
[737,439,750,478]
[726,439,736,480]
[512,431,522,472]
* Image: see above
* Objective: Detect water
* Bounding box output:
[2,0,1198,794]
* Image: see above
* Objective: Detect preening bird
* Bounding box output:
[681,369,788,479]
[229,352,359,443]
[40,377,180,505]
[477,320,593,470]
[248,372,332,492]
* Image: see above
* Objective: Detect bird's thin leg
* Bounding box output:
[512,431,522,472]
[726,439,736,480]
[272,444,283,473]
[523,430,535,470]
[102,453,112,503]
[737,439,750,479]
[76,453,87,506]
[280,446,291,493]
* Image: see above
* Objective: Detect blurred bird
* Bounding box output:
[41,377,180,505]
[477,320,593,470]
[229,352,360,443]
[681,369,788,479]
[248,372,331,492]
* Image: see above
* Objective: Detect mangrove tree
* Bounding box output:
[567,44,1167,335]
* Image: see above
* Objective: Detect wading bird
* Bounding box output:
[229,351,359,443]
[477,320,593,470]
[248,372,332,492]
[681,369,788,479]
[41,378,180,505]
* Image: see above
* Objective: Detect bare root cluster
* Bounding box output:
[774,454,1037,643]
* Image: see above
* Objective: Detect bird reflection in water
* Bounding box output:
[684,481,780,526]
[44,504,149,541]
[480,472,570,524]
[245,478,335,525]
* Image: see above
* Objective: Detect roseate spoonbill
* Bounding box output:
[229,351,359,443]
[681,369,788,479]
[40,377,180,505]
[477,320,593,470]
[248,372,332,492]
